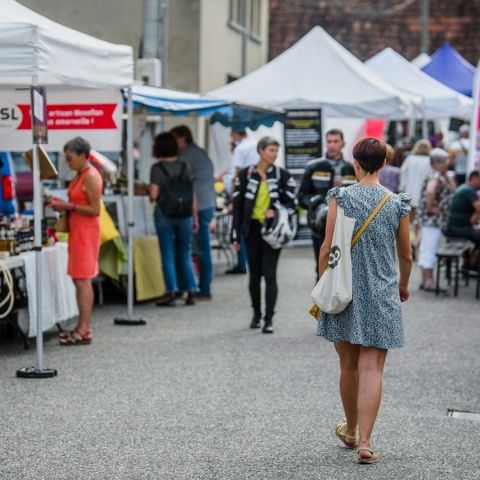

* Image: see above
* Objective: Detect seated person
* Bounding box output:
[444,170,480,246]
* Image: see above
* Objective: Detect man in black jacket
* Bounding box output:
[298,129,352,280]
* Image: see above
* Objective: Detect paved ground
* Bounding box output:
[1,247,479,480]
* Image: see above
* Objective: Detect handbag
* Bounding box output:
[309,192,392,319]
[55,212,69,233]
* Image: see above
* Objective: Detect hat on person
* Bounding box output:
[430,148,448,163]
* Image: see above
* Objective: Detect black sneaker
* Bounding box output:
[196,293,212,301]
[225,266,247,275]
[156,293,176,307]
[250,315,261,329]
[185,292,196,306]
[262,320,274,334]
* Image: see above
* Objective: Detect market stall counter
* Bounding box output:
[0,242,77,341]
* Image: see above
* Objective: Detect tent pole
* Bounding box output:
[468,61,480,174]
[422,117,428,139]
[114,86,146,326]
[17,78,57,379]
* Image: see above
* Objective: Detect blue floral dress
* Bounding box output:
[317,184,411,349]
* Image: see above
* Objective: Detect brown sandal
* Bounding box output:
[358,446,380,464]
[335,420,358,448]
[59,329,93,346]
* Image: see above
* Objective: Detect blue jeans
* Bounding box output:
[195,207,214,295]
[237,235,248,270]
[154,207,197,293]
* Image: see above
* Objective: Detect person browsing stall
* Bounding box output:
[50,137,103,346]
[171,125,216,300]
[150,132,198,307]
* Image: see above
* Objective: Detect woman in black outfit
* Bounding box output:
[231,137,297,333]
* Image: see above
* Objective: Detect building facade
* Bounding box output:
[17,0,270,93]
[269,0,480,64]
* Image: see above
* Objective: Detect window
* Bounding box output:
[229,0,262,38]
[249,0,261,37]
[229,0,242,25]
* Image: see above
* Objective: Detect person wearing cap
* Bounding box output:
[417,148,456,291]
[448,125,470,186]
[298,129,351,280]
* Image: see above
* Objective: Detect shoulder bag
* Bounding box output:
[309,192,392,319]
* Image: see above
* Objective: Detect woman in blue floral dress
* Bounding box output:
[317,138,413,464]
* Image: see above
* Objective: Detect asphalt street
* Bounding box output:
[1,247,479,480]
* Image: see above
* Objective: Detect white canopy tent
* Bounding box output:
[412,53,432,69]
[0,1,136,376]
[367,48,472,120]
[0,0,132,87]
[210,26,418,119]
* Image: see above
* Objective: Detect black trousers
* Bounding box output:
[246,221,281,320]
[312,232,325,282]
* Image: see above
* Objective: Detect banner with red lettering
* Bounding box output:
[0,89,122,151]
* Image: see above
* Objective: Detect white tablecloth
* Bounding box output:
[0,243,78,337]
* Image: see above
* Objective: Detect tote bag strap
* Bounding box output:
[351,192,392,248]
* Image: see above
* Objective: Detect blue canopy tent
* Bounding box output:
[422,43,475,97]
[130,85,232,116]
[129,85,283,130]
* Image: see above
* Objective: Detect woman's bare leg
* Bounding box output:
[357,346,388,449]
[335,341,360,437]
[74,279,94,334]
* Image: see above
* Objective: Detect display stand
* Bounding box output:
[114,86,146,326]
[17,80,57,379]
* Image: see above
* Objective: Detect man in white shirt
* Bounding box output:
[449,124,470,186]
[232,129,259,173]
[225,129,258,274]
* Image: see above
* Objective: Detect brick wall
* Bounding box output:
[269,0,480,64]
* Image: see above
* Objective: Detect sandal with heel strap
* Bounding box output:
[335,420,358,449]
[358,446,380,464]
[59,329,93,346]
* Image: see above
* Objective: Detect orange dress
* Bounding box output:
[67,166,103,279]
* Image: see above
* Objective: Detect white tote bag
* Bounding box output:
[311,206,356,314]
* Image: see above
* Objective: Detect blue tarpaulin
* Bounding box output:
[209,107,284,131]
[129,85,232,116]
[422,43,475,97]
[127,85,283,129]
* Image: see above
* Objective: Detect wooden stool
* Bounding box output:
[435,241,470,297]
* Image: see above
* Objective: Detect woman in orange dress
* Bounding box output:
[50,137,102,345]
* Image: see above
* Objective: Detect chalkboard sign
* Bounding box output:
[284,109,322,170]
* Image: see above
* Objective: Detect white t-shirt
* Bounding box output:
[233,138,259,170]
[449,139,469,175]
[399,154,432,208]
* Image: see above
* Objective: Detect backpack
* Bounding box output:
[157,162,193,218]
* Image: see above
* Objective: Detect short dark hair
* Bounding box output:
[170,125,193,145]
[257,136,280,153]
[152,132,178,158]
[469,170,480,181]
[326,128,344,142]
[353,137,387,174]
[63,137,91,158]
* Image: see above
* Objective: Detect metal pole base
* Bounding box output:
[114,317,146,326]
[16,367,58,379]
